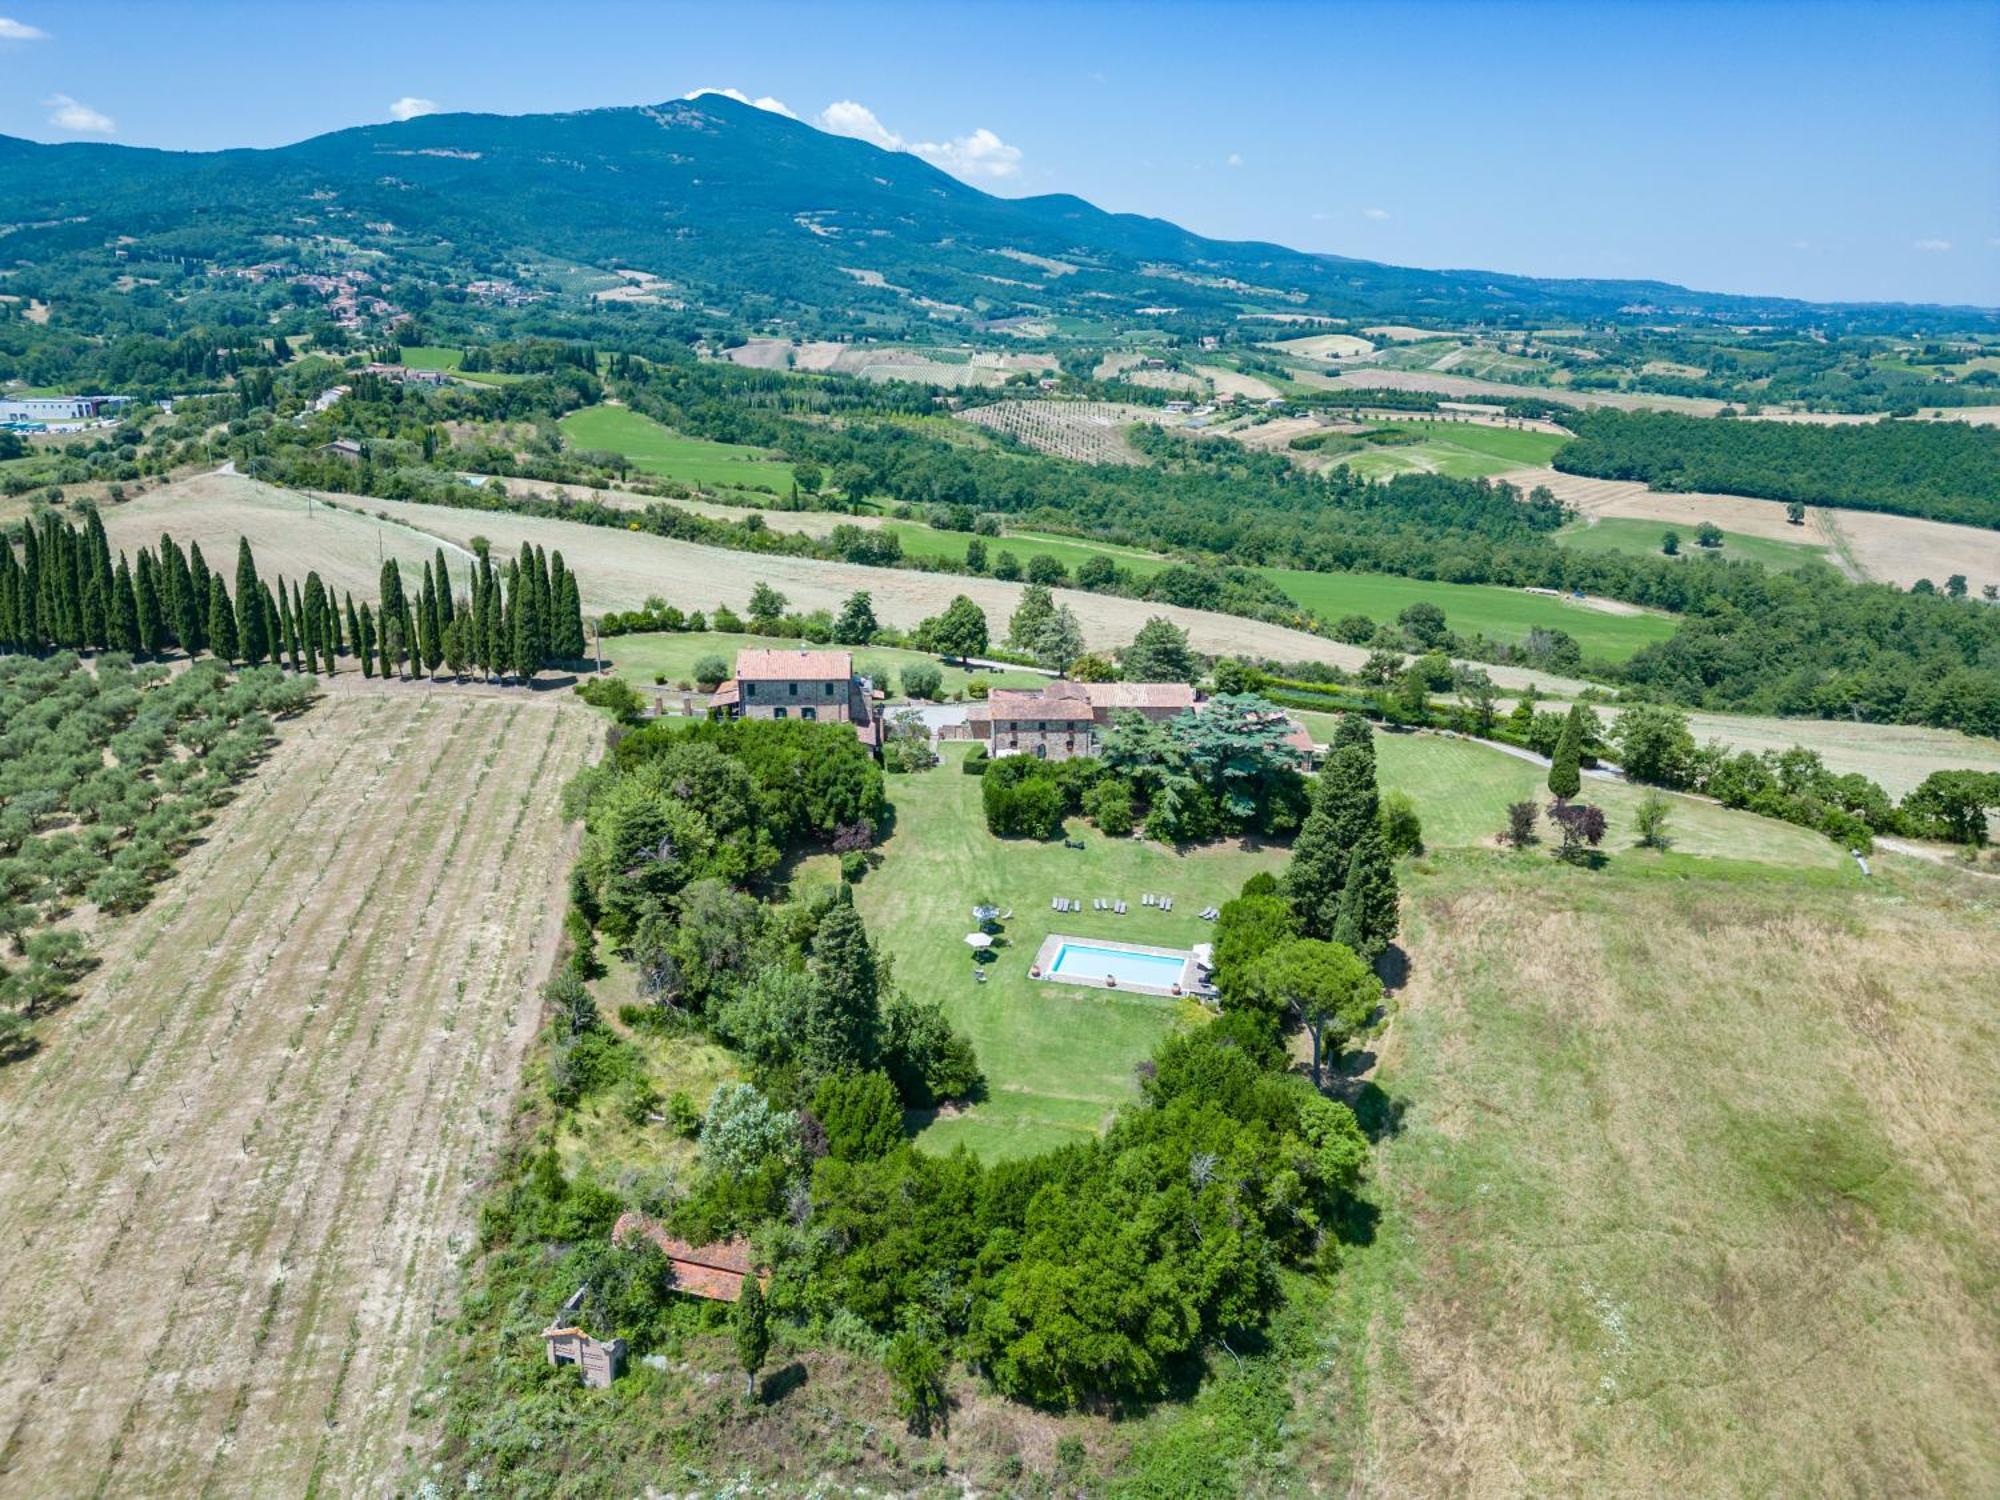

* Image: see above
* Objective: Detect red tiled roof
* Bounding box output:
[708,680,740,708]
[736,647,853,682]
[614,1212,758,1302]
[987,688,1094,722]
[1084,681,1197,711]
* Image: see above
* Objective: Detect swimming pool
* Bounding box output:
[1046,940,1191,991]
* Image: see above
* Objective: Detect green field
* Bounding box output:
[602,631,1049,699]
[558,404,797,492]
[853,742,1287,1160]
[1558,515,1832,572]
[1333,419,1568,480]
[396,345,531,385]
[1343,724,1845,866]
[1259,565,1677,661]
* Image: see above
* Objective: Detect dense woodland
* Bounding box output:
[1556,409,2000,529]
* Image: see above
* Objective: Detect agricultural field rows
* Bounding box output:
[955,400,1165,463]
[0,691,598,1497]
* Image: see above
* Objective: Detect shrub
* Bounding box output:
[812,1071,905,1161]
[1504,799,1539,848]
[900,661,944,700]
[693,654,731,690]
[961,743,989,775]
[1632,789,1674,849]
[839,850,869,883]
[1082,778,1134,837]
[1378,790,1424,857]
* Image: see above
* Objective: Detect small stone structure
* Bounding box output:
[541,1324,627,1388]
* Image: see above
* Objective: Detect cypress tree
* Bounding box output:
[358,602,377,678]
[532,544,554,665]
[558,568,585,662]
[187,543,211,652]
[434,547,455,628]
[343,594,361,659]
[1548,705,1584,801]
[113,555,142,654]
[416,562,439,676]
[208,580,238,662]
[162,535,199,653]
[235,539,267,665]
[262,582,283,670]
[0,542,20,650]
[379,559,406,636]
[1330,822,1400,963]
[276,579,296,669]
[1284,714,1381,939]
[83,511,114,648]
[132,553,161,656]
[18,524,41,647]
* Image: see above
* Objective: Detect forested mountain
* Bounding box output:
[0,95,1981,336]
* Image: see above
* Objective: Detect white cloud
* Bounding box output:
[685,87,796,118]
[1225,152,1243,168]
[817,99,902,150]
[1912,238,1952,252]
[0,16,48,39]
[44,93,113,134]
[1790,238,1812,251]
[1362,207,1390,221]
[388,96,440,122]
[816,100,1022,180]
[913,127,1022,180]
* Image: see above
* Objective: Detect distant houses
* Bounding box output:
[967,678,1315,764]
[1,394,134,430]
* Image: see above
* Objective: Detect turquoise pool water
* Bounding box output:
[1048,942,1188,989]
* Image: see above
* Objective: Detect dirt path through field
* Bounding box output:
[0,690,598,1497]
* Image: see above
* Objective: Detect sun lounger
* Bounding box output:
[1115,901,1127,914]
[1161,897,1173,912]
[1142,893,1155,906]
[1051,896,1062,911]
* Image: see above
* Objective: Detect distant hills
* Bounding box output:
[0,95,1981,332]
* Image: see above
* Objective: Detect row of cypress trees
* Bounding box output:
[0,511,589,685]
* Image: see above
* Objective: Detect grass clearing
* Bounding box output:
[557,404,796,493]
[1560,514,1831,571]
[603,630,1050,698]
[851,743,1287,1160]
[1259,565,1676,661]
[1331,418,1568,480]
[0,689,598,1496]
[1303,851,2000,1493]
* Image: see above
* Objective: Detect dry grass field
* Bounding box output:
[0,689,598,1497]
[1307,852,2000,1495]
[1310,367,1730,416]
[1502,465,2000,589]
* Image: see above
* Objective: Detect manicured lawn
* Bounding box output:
[559,404,796,493]
[397,345,531,385]
[602,631,1050,699]
[852,742,1288,1160]
[1257,566,1677,661]
[1558,516,1832,572]
[1334,419,1567,480]
[1289,718,1845,868]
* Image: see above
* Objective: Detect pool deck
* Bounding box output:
[1029,933,1200,998]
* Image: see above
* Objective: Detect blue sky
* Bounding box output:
[4,0,1995,306]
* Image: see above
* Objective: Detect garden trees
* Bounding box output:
[1614,703,1697,788]
[1547,704,1585,800]
[692,654,730,690]
[1166,693,1305,831]
[1379,790,1424,858]
[805,899,883,1076]
[927,594,989,661]
[1285,714,1377,937]
[1211,893,1300,1044]
[747,582,788,630]
[1032,605,1085,675]
[1696,521,1725,549]
[1252,937,1381,1087]
[811,1071,904,1161]
[1549,799,1608,863]
[833,590,878,645]
[885,1317,950,1436]
[899,661,943,700]
[1398,600,1449,649]
[1331,822,1399,962]
[1122,616,1198,684]
[1005,583,1054,652]
[1633,789,1674,849]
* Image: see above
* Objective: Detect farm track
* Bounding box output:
[0,690,597,1497]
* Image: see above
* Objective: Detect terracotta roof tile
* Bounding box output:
[736,648,853,682]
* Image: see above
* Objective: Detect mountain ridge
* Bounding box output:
[2,94,1988,328]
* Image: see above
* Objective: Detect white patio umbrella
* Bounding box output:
[963,932,994,949]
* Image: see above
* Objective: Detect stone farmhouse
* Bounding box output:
[709,647,880,750]
[967,680,1197,761]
